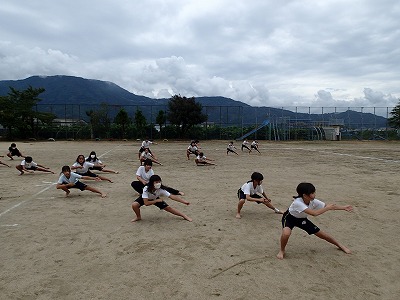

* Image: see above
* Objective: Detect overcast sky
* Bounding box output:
[1,0,399,110]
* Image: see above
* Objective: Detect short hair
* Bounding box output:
[11,143,16,147]
[143,159,153,166]
[25,156,33,163]
[251,172,264,181]
[61,165,71,173]
[295,182,316,198]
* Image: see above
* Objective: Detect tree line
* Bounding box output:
[0,87,208,140]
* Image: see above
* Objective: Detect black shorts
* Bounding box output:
[237,189,263,204]
[71,181,87,191]
[281,210,320,235]
[89,166,103,171]
[78,171,97,177]
[227,148,236,153]
[134,196,168,210]
[26,166,38,171]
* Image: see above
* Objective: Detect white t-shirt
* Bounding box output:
[241,181,263,195]
[196,155,207,162]
[227,143,235,150]
[140,152,153,160]
[289,197,325,218]
[188,145,198,152]
[21,160,38,169]
[85,157,102,164]
[58,172,82,184]
[142,186,170,200]
[72,161,94,174]
[136,166,154,182]
[141,140,153,148]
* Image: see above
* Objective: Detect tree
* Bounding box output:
[86,103,111,139]
[0,86,55,139]
[167,95,207,137]
[134,109,147,138]
[114,108,132,139]
[388,99,400,129]
[156,110,167,138]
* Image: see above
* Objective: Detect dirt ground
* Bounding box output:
[0,139,399,300]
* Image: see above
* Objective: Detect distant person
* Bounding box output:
[16,156,55,175]
[56,165,106,198]
[251,140,261,154]
[7,143,25,160]
[241,140,251,153]
[140,148,163,165]
[277,182,353,259]
[227,141,239,155]
[131,174,192,222]
[236,172,282,219]
[195,152,216,166]
[72,154,113,182]
[86,151,119,174]
[131,159,183,195]
[187,141,200,160]
[138,139,158,159]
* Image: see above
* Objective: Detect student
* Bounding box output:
[72,154,113,182]
[16,156,55,175]
[86,151,119,174]
[138,139,157,159]
[236,172,282,219]
[227,141,239,155]
[251,140,261,154]
[56,165,106,198]
[186,141,200,160]
[7,143,25,160]
[195,152,216,166]
[276,182,353,259]
[131,159,184,195]
[241,139,252,153]
[140,148,163,165]
[131,174,192,222]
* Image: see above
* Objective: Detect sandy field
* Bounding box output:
[0,139,399,300]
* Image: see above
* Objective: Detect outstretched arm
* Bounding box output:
[169,194,190,205]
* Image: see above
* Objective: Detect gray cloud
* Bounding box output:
[0,0,399,109]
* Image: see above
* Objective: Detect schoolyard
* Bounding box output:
[0,139,399,300]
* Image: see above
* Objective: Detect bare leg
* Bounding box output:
[57,185,71,197]
[101,168,119,174]
[277,227,292,259]
[262,202,283,214]
[36,167,55,174]
[16,165,24,175]
[131,202,142,222]
[85,186,107,198]
[164,206,192,222]
[236,199,246,219]
[315,230,351,254]
[97,175,113,183]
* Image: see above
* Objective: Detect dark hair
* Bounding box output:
[76,154,85,164]
[86,151,97,162]
[294,182,316,199]
[143,159,153,166]
[147,174,164,193]
[25,156,33,163]
[11,143,16,147]
[199,152,204,156]
[61,165,71,173]
[251,172,264,181]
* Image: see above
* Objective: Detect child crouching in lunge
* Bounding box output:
[277,182,353,259]
[236,172,282,218]
[56,165,107,198]
[131,174,192,222]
